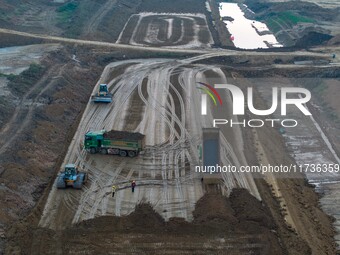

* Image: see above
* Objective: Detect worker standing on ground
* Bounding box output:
[131,180,136,193]
[112,185,116,197]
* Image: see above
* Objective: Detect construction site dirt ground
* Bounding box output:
[0,43,337,254]
[0,0,340,254]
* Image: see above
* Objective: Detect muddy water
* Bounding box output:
[218,3,282,49]
[0,44,60,75]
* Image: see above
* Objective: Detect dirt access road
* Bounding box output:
[1,28,339,58]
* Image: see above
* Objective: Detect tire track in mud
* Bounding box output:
[68,64,150,221]
[91,60,190,220]
[73,160,126,223]
[40,56,262,228]
[167,75,189,217]
[117,13,214,48]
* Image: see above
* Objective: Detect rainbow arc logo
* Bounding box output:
[196,82,311,118]
[196,82,223,108]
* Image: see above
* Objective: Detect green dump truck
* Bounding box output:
[84,130,145,157]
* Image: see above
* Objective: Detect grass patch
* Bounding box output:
[56,1,79,27]
[7,64,46,97]
[270,11,314,28]
[0,10,11,22]
[279,11,314,24]
[57,1,78,13]
[55,0,104,38]
[265,11,314,33]
[0,72,17,79]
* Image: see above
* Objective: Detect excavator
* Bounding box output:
[91,84,113,103]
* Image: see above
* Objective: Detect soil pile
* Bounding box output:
[105,130,145,141]
[295,32,333,47]
[193,193,238,225]
[230,188,274,228]
[6,190,287,255]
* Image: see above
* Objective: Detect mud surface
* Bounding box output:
[7,191,287,255]
[0,0,339,254]
[1,49,336,255]
[0,45,104,254]
[117,13,213,48]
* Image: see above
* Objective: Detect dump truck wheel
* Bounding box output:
[128,151,136,157]
[100,148,108,155]
[119,150,127,157]
[90,147,97,154]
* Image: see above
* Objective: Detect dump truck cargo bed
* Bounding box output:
[84,130,145,157]
[104,130,145,140]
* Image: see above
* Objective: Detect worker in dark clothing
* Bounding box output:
[112,185,116,197]
[131,180,136,192]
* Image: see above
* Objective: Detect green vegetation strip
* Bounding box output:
[278,11,314,24]
[265,11,314,33]
[7,64,46,97]
[57,1,79,25]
